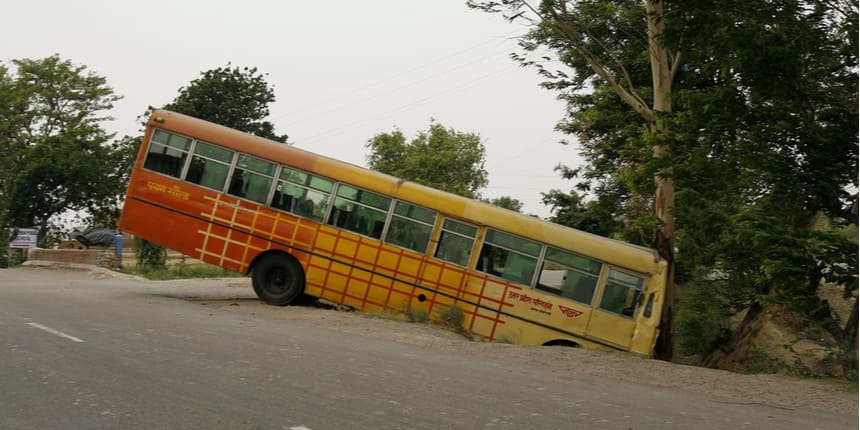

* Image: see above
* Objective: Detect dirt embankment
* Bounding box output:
[203,294,858,416]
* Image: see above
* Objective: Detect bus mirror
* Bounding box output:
[643,293,655,317]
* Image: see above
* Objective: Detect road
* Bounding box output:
[0,266,855,430]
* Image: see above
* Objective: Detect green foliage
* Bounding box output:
[406,308,429,323]
[129,64,289,261]
[0,55,125,244]
[735,345,787,375]
[129,260,241,280]
[675,283,733,356]
[485,196,523,213]
[163,64,288,143]
[366,122,488,199]
[437,305,466,332]
[541,186,633,241]
[1,249,24,268]
[133,237,166,270]
[472,0,858,364]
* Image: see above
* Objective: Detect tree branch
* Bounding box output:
[541,4,656,124]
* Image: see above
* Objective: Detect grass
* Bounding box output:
[406,308,429,323]
[437,305,472,339]
[125,261,243,280]
[357,303,473,340]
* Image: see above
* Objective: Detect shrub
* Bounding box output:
[133,238,166,270]
[437,305,465,331]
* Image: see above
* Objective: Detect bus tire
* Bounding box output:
[543,339,580,348]
[251,253,305,306]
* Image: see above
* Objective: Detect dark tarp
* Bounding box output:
[72,228,117,247]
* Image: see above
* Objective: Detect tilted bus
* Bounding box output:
[119,110,668,356]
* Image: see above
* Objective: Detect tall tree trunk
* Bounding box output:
[646,0,677,360]
[704,302,768,369]
[522,0,680,359]
[840,299,858,378]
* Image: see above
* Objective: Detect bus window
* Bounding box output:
[476,229,541,286]
[272,167,333,222]
[228,154,276,204]
[327,185,390,239]
[185,141,234,192]
[537,247,603,305]
[434,219,477,267]
[385,201,436,253]
[599,269,645,317]
[143,129,192,178]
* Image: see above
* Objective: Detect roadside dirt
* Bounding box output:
[24,263,859,416]
[194,282,858,417]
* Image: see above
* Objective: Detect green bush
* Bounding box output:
[407,308,429,323]
[676,283,733,357]
[437,305,465,331]
[133,238,166,270]
[129,262,241,280]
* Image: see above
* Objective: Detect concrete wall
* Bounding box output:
[27,248,117,267]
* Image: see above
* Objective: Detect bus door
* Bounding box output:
[536,248,603,341]
[585,268,645,349]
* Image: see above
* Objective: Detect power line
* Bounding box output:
[275,33,520,123]
[295,64,516,146]
[282,49,514,124]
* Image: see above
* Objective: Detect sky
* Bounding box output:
[2,0,583,218]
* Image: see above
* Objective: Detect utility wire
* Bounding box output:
[282,49,513,124]
[277,35,513,126]
[275,33,520,122]
[295,64,517,146]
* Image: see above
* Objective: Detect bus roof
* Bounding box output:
[148,110,664,275]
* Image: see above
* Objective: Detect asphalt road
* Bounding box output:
[0,266,855,430]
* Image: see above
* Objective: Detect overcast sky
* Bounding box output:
[2,0,582,218]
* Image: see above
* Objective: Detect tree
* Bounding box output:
[0,55,125,245]
[163,64,288,143]
[470,1,858,366]
[131,64,290,269]
[470,0,680,357]
[366,122,488,199]
[487,196,524,213]
[542,188,625,239]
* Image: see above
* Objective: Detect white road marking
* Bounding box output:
[26,322,85,343]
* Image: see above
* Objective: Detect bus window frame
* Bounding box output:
[597,266,647,318]
[142,128,195,180]
[537,246,604,306]
[432,217,479,268]
[227,153,278,204]
[475,227,544,287]
[185,140,237,193]
[381,200,438,255]
[326,183,393,240]
[269,165,336,223]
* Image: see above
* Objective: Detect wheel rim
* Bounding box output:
[265,267,290,294]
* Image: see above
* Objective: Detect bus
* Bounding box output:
[119,110,668,356]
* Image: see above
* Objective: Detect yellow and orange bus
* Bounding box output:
[119,110,668,356]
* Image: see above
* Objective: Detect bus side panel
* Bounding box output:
[298,224,490,327]
[456,275,507,341]
[303,226,442,315]
[121,170,330,275]
[628,264,667,356]
[120,197,204,261]
[120,173,221,267]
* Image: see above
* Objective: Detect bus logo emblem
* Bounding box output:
[558,305,583,318]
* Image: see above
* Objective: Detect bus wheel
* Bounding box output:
[252,253,305,306]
